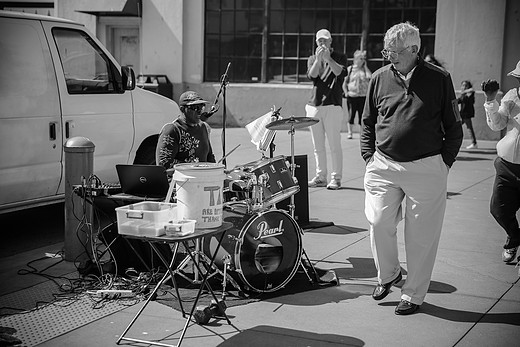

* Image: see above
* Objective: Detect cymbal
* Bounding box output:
[266,117,319,130]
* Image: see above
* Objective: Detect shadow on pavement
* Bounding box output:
[0,203,64,258]
[456,156,493,161]
[217,325,365,346]
[306,225,367,235]
[379,301,520,325]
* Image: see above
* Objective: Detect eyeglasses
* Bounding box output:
[187,104,205,112]
[381,46,410,60]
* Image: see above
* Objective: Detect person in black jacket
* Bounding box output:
[458,80,477,149]
[361,22,463,315]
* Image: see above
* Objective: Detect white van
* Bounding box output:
[0,11,179,213]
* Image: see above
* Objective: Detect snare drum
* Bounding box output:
[203,203,302,293]
[242,156,299,207]
[223,167,253,202]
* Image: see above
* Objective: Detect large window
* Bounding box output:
[205,0,437,84]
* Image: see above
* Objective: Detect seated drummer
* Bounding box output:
[156,91,216,177]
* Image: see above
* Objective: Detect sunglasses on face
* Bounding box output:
[187,104,205,112]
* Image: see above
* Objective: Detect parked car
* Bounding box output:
[0,11,179,213]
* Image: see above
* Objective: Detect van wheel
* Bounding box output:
[133,145,156,165]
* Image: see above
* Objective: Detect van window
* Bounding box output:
[53,28,121,94]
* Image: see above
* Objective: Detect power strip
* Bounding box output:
[90,289,135,298]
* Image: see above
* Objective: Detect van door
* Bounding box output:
[44,23,134,186]
[0,17,62,208]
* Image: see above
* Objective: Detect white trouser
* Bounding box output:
[364,151,448,305]
[306,104,343,181]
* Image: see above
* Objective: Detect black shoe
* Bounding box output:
[372,272,402,300]
[395,299,420,315]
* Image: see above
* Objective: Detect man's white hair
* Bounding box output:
[384,22,421,51]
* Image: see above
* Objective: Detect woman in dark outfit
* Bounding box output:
[458,80,477,149]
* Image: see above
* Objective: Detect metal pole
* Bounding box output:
[64,137,95,262]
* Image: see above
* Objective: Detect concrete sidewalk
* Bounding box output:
[2,127,520,346]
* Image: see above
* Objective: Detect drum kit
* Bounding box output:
[199,115,331,294]
[224,116,318,215]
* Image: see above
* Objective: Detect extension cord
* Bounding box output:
[95,289,135,298]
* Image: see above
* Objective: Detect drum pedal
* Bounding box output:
[221,256,231,299]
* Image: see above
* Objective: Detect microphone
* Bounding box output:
[200,104,220,121]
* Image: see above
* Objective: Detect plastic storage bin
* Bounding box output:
[116,201,177,237]
[164,219,196,237]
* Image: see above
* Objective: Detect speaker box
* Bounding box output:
[277,154,309,227]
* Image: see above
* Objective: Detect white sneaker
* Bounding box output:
[466,143,478,149]
[308,176,327,188]
[347,133,353,139]
[326,179,341,190]
[502,246,518,263]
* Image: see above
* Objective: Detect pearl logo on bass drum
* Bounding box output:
[254,220,284,240]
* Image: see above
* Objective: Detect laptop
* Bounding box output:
[114,164,170,201]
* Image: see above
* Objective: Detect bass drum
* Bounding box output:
[203,203,302,293]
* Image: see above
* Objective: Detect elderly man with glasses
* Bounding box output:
[156,91,216,172]
[361,22,463,315]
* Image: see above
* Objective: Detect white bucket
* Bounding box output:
[173,162,225,229]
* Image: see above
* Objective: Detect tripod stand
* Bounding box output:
[173,238,242,294]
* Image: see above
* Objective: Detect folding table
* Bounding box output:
[116,221,233,347]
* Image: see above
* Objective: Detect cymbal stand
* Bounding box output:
[287,119,297,218]
[286,118,320,285]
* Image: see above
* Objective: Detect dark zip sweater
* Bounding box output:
[360,58,463,167]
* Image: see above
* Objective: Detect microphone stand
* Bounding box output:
[215,62,230,167]
[269,106,282,158]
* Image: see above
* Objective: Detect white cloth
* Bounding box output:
[306,104,343,180]
[364,151,449,305]
[484,88,520,164]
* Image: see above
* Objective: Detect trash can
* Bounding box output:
[136,74,173,99]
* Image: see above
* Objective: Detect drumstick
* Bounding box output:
[218,144,241,164]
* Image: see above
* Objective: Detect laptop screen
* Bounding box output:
[115,164,169,199]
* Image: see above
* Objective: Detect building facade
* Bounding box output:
[3,0,519,140]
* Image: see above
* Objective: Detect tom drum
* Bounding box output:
[241,155,299,207]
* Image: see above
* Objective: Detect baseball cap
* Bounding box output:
[178,91,209,106]
[507,60,520,78]
[316,29,331,41]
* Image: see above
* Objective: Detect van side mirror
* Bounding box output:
[121,66,136,91]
